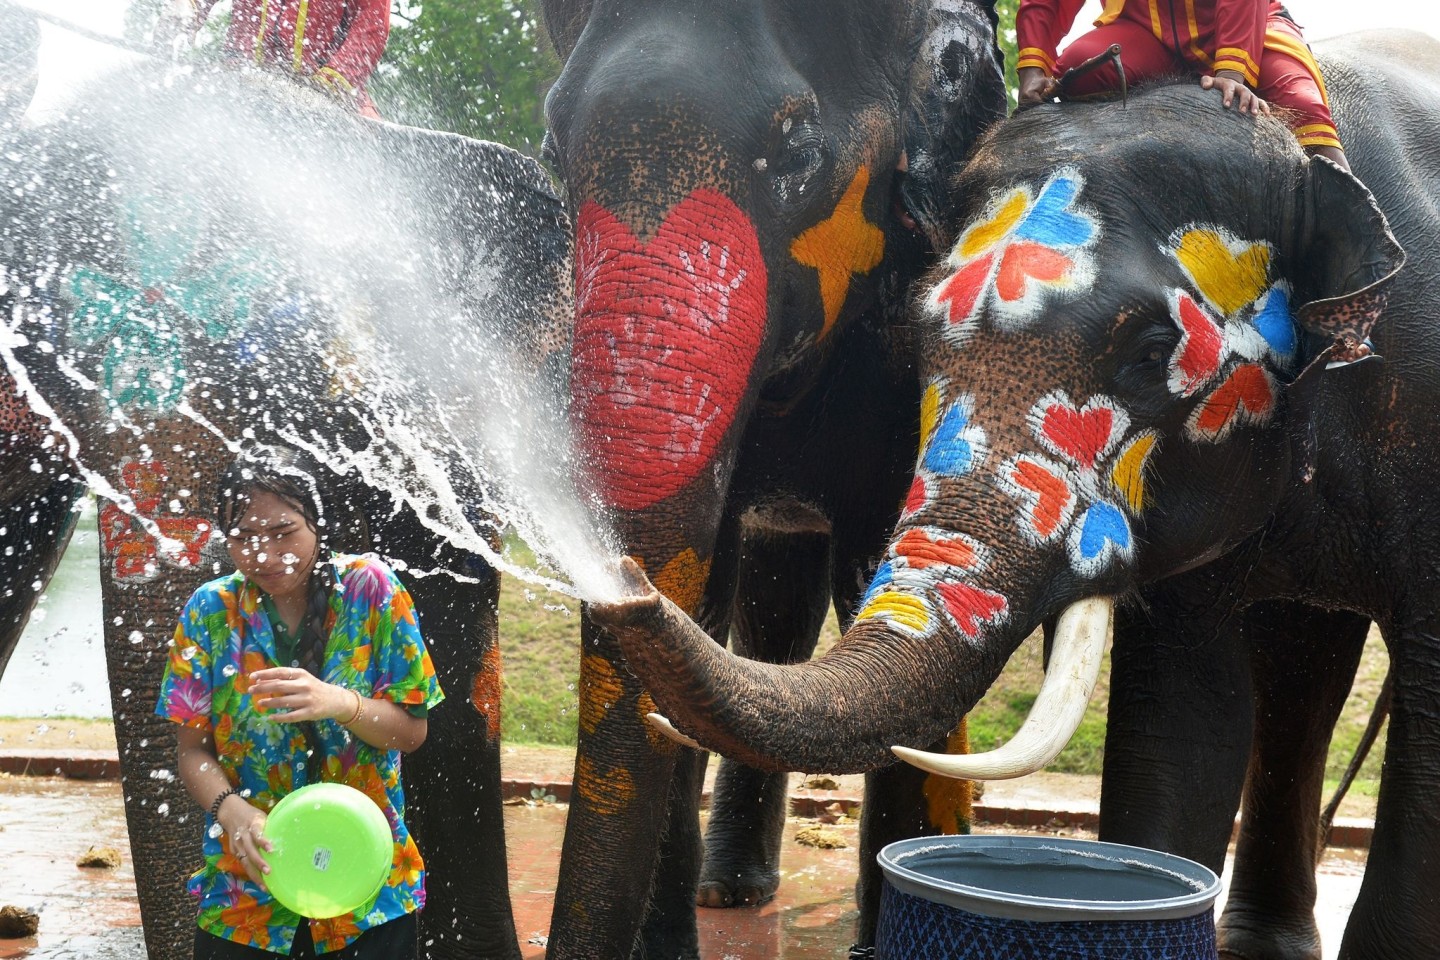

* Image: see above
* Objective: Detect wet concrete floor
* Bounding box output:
[0,776,1367,959]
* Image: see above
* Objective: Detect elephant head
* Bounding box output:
[593,82,1404,777]
[543,0,1004,583]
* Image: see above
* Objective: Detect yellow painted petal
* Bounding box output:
[1174,229,1270,316]
[919,381,942,455]
[857,591,932,633]
[958,189,1028,260]
[1111,432,1158,513]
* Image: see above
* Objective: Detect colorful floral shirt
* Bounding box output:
[156,553,443,954]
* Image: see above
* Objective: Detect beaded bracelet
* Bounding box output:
[209,786,239,823]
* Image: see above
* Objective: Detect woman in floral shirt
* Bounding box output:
[156,445,443,958]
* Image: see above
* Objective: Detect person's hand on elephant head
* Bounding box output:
[1017,67,1060,110]
[1200,70,1271,116]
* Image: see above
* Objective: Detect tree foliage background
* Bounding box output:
[373,0,558,155]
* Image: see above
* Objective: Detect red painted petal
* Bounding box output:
[935,580,1009,639]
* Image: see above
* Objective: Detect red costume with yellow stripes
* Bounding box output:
[188,0,388,118]
[1017,0,1341,149]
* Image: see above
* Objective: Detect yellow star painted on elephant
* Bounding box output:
[1172,228,1271,316]
[790,166,886,340]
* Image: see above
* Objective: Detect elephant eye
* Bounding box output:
[1145,347,1165,364]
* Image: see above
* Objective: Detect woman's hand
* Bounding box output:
[217,794,273,888]
[1201,70,1271,116]
[249,667,355,723]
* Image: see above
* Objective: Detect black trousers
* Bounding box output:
[193,911,417,959]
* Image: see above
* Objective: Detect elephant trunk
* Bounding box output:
[596,557,1110,775]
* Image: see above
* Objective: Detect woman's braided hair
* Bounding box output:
[215,444,368,776]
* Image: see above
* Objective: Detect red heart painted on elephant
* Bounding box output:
[935,580,1009,639]
[1038,400,1115,471]
[1192,363,1275,438]
[571,191,768,512]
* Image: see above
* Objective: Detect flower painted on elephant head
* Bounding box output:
[62,192,274,413]
[916,379,988,479]
[927,168,1100,342]
[856,527,1009,640]
[1001,392,1158,579]
[1162,226,1299,441]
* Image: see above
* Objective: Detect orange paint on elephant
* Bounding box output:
[579,653,624,736]
[576,755,636,817]
[922,718,974,834]
[470,643,503,742]
[650,549,712,615]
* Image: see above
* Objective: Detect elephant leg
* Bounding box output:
[698,514,832,909]
[636,745,710,960]
[96,429,231,960]
[1339,617,1440,959]
[853,724,972,951]
[400,563,521,960]
[1218,602,1368,960]
[1101,569,1254,873]
[0,471,83,676]
[547,613,689,959]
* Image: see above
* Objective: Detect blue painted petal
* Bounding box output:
[861,560,897,608]
[1078,501,1132,560]
[1251,286,1297,357]
[923,403,975,476]
[1014,176,1096,249]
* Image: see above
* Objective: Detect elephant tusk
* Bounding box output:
[892,596,1113,780]
[646,712,703,751]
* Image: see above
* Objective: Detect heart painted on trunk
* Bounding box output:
[1034,395,1123,471]
[1069,500,1133,575]
[935,580,1009,639]
[571,192,768,511]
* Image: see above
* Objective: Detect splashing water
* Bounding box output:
[1,52,630,602]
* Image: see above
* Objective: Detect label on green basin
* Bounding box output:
[312,847,332,872]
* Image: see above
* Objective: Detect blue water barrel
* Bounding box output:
[875,836,1222,959]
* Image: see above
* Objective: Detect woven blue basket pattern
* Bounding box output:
[874,880,1218,960]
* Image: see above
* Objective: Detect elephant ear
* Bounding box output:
[900,0,1008,243]
[538,0,593,61]
[1290,155,1405,366]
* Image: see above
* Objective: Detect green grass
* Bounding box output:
[495,555,1391,799]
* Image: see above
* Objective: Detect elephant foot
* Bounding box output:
[1218,916,1322,960]
[695,868,780,908]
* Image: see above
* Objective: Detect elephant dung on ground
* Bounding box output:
[594,29,1440,960]
[0,49,570,960]
[535,0,1005,955]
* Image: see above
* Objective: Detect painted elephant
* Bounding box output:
[593,29,1440,959]
[535,0,1005,955]
[0,46,570,960]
